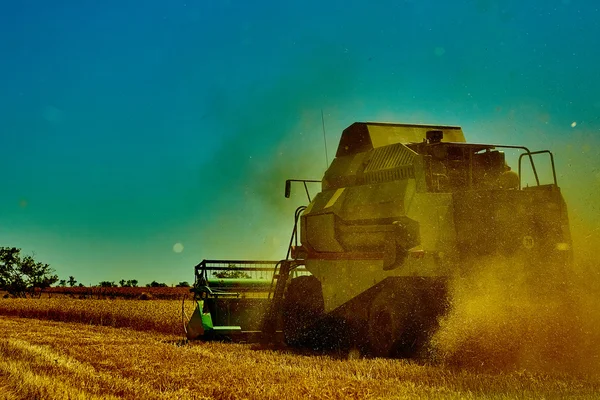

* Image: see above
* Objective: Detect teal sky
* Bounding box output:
[1,1,599,285]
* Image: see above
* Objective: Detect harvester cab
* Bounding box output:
[185,121,573,358]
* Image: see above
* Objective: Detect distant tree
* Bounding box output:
[147,280,167,288]
[59,279,67,287]
[129,279,138,287]
[119,279,127,287]
[176,281,190,287]
[78,283,84,287]
[99,281,116,288]
[0,247,59,297]
[214,264,251,279]
[68,276,77,287]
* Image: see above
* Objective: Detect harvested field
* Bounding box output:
[1,316,600,399]
[0,300,599,399]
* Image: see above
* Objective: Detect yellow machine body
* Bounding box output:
[299,122,572,313]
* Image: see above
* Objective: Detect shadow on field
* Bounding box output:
[162,339,190,347]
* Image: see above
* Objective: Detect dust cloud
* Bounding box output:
[430,240,600,376]
[429,125,600,376]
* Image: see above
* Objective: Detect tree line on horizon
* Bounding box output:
[1,247,190,297]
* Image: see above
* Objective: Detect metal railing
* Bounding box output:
[193,259,309,293]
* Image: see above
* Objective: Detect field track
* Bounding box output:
[1,316,599,399]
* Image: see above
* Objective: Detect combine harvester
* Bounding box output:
[184,122,573,357]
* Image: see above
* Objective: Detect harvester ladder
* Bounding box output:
[262,205,307,341]
[261,260,292,340]
[266,205,306,300]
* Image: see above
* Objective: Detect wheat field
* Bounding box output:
[0,298,191,335]
[0,299,599,399]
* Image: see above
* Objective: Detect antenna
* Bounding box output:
[321,109,329,168]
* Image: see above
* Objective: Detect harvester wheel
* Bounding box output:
[282,275,324,347]
[368,285,417,358]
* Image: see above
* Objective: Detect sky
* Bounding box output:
[1,0,599,285]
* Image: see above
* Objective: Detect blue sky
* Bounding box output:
[1,0,599,285]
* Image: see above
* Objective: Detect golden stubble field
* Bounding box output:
[0,298,599,399]
[0,298,187,336]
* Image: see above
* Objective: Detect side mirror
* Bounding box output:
[284,180,291,198]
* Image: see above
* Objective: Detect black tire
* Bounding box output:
[368,279,449,358]
[282,275,324,347]
[368,285,419,358]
